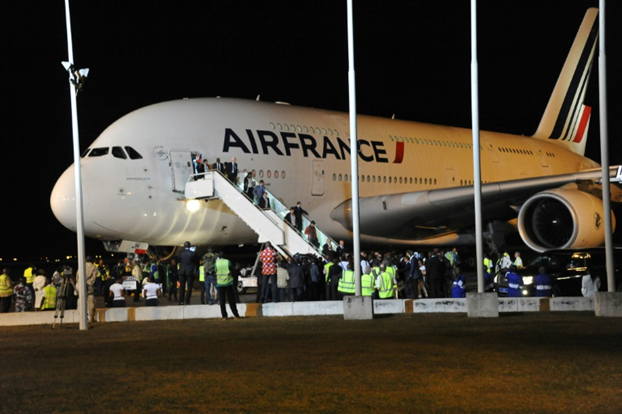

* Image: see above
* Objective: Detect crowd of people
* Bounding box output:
[4,239,603,319]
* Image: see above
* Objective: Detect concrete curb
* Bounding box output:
[0,297,598,326]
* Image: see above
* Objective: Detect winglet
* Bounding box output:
[532,8,599,156]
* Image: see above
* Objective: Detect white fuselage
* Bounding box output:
[50,98,599,248]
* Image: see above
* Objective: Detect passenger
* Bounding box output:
[0,269,13,313]
[304,221,319,248]
[167,258,179,303]
[451,267,466,298]
[178,241,199,306]
[286,257,305,302]
[505,265,524,297]
[581,273,601,297]
[215,251,240,320]
[426,248,445,298]
[308,258,321,301]
[533,266,553,297]
[253,180,266,205]
[13,277,33,312]
[244,169,256,200]
[284,207,297,228]
[109,277,126,307]
[293,201,308,232]
[202,248,218,305]
[259,192,271,209]
[33,269,47,311]
[417,259,428,298]
[226,157,239,183]
[276,260,290,303]
[130,257,143,303]
[213,157,224,173]
[142,277,161,306]
[231,262,243,304]
[260,242,278,303]
[41,278,57,311]
[336,240,347,258]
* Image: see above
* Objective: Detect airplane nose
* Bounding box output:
[50,165,88,232]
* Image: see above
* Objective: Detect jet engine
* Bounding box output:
[517,188,616,253]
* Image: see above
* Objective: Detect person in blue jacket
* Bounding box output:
[451,267,466,298]
[506,265,524,297]
[534,266,553,297]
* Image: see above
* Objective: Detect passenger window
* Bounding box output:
[124,147,143,159]
[88,147,109,157]
[112,147,127,159]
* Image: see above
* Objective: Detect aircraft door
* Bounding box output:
[170,150,193,192]
[312,160,325,196]
[537,149,549,167]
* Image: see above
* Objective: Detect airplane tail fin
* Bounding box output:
[531,8,599,156]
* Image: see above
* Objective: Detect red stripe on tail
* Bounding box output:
[573,106,591,143]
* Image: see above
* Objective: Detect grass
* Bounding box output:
[1,312,621,413]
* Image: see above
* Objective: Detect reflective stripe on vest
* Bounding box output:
[338,270,355,294]
[508,283,521,289]
[536,285,552,290]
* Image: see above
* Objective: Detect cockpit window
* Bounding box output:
[81,149,91,158]
[88,147,109,157]
[112,146,127,159]
[125,146,143,160]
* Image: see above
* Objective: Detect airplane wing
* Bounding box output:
[330,166,622,249]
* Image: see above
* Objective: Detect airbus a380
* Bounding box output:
[51,8,621,255]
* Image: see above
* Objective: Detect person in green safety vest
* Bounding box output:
[215,251,240,320]
[360,265,375,297]
[375,263,397,299]
[41,279,57,311]
[337,263,356,297]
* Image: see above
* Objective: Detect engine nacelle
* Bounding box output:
[517,189,616,252]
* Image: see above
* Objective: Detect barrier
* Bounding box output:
[0,296,600,326]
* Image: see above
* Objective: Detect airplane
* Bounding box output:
[50,8,622,258]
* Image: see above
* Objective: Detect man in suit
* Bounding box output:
[213,158,224,174]
[177,241,199,305]
[227,157,239,183]
[293,201,308,231]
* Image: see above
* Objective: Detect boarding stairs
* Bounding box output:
[184,171,334,259]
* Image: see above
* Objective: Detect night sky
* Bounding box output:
[3,0,621,261]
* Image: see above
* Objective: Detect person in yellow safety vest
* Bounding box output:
[337,263,356,298]
[23,264,36,310]
[198,262,207,304]
[0,268,13,313]
[323,257,334,300]
[41,279,57,311]
[483,255,493,274]
[383,261,398,298]
[360,266,375,297]
[215,251,240,320]
[375,264,397,299]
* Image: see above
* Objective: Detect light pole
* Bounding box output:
[63,0,89,330]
